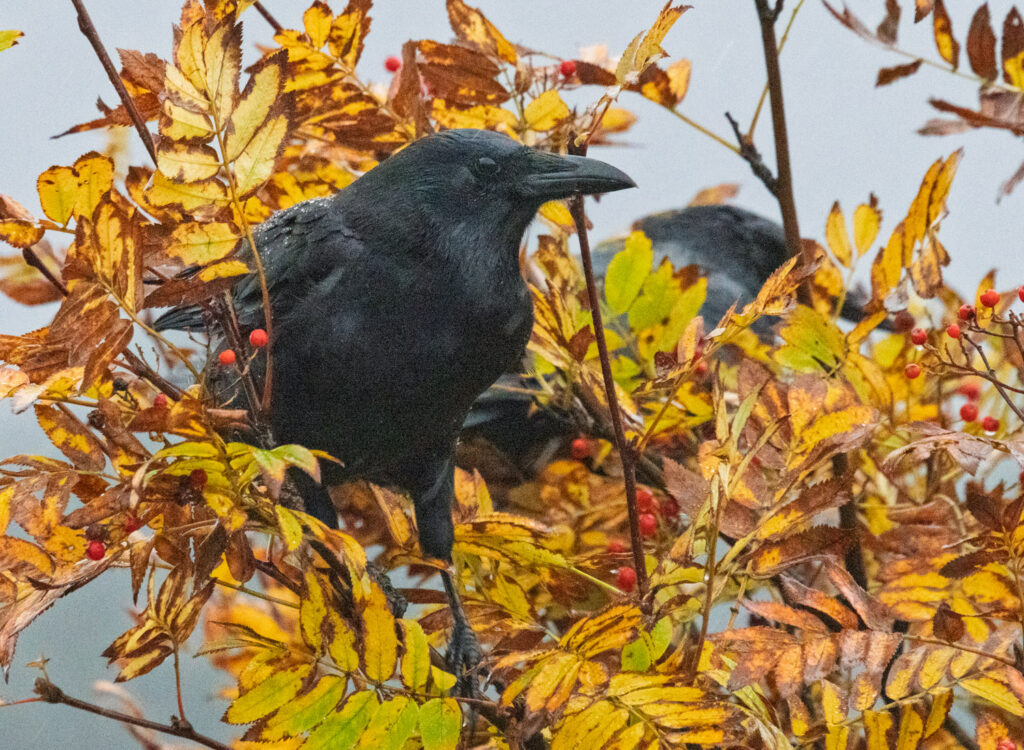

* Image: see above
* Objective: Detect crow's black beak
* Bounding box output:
[521,151,636,200]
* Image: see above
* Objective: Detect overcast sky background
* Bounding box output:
[1,0,1022,744]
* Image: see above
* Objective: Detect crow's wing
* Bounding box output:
[153,195,360,332]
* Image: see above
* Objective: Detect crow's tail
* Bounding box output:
[153,305,205,332]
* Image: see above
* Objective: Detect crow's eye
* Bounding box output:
[472,156,501,179]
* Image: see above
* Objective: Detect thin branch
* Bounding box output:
[567,145,650,610]
[253,2,284,33]
[752,0,802,263]
[119,350,185,400]
[33,678,230,750]
[725,111,776,194]
[22,246,68,296]
[748,0,806,136]
[962,335,1024,424]
[69,0,157,165]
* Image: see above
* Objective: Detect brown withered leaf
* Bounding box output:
[194,523,228,587]
[446,0,517,64]
[927,93,1024,137]
[687,183,739,206]
[964,481,1002,530]
[663,457,756,538]
[0,220,44,250]
[780,573,859,630]
[417,40,509,107]
[823,3,877,43]
[876,0,900,44]
[967,4,998,80]
[1003,7,1024,87]
[876,59,922,86]
[931,0,959,69]
[225,529,255,583]
[34,404,106,471]
[741,598,829,633]
[885,421,993,476]
[747,526,851,578]
[756,474,852,542]
[118,48,165,93]
[328,0,372,70]
[915,0,934,23]
[826,563,894,631]
[0,254,63,306]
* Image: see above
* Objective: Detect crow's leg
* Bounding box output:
[441,567,482,697]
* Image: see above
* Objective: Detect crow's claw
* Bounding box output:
[446,616,483,697]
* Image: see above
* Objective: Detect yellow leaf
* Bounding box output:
[524,89,570,131]
[354,695,418,750]
[35,403,106,471]
[275,506,304,551]
[430,99,518,131]
[260,674,347,741]
[399,620,430,691]
[419,698,461,750]
[36,166,78,225]
[146,171,229,211]
[73,152,114,219]
[157,141,222,183]
[666,58,691,102]
[605,230,653,314]
[361,585,398,683]
[328,0,372,70]
[960,673,1024,715]
[853,201,881,256]
[327,610,360,671]
[600,107,637,133]
[0,535,54,576]
[0,220,43,249]
[224,57,284,163]
[0,30,23,52]
[224,663,311,724]
[303,1,333,49]
[202,22,241,124]
[825,201,853,268]
[932,0,960,69]
[300,569,327,649]
[167,222,240,265]
[774,305,847,373]
[617,4,688,83]
[233,114,287,195]
[198,259,249,281]
[538,200,574,229]
[864,709,894,750]
[446,0,518,63]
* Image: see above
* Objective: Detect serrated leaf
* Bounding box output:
[35,404,105,471]
[73,152,114,219]
[224,663,312,724]
[300,569,327,649]
[304,691,378,750]
[0,220,43,249]
[605,230,653,314]
[446,0,517,63]
[275,505,305,551]
[419,698,461,750]
[166,222,239,265]
[234,114,287,195]
[399,619,430,691]
[356,695,418,750]
[825,202,852,268]
[224,55,284,163]
[145,171,229,211]
[361,584,397,682]
[157,141,222,182]
[260,673,346,740]
[304,1,333,49]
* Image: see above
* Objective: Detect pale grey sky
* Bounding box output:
[1,0,1021,744]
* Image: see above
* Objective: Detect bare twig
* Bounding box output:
[120,350,185,400]
[962,335,1024,424]
[567,146,650,610]
[33,678,230,750]
[752,0,802,262]
[253,2,283,33]
[69,0,158,165]
[725,112,776,194]
[22,246,69,296]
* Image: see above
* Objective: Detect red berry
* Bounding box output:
[124,514,142,533]
[636,488,656,512]
[959,403,978,422]
[957,304,974,321]
[996,739,1016,750]
[616,566,637,591]
[904,363,921,379]
[1018,285,1024,304]
[607,540,626,554]
[910,328,927,346]
[153,393,167,409]
[982,416,999,432]
[384,55,401,73]
[86,540,106,561]
[660,496,681,518]
[957,382,980,400]
[980,289,1000,308]
[946,323,961,339]
[249,328,268,348]
[560,59,577,77]
[570,437,592,460]
[189,468,208,491]
[218,349,237,366]
[694,360,709,376]
[639,512,658,537]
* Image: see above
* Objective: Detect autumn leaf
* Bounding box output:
[0,30,23,52]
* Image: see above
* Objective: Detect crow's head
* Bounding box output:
[355,129,635,251]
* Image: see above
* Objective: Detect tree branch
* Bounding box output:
[33,678,230,750]
[70,0,158,165]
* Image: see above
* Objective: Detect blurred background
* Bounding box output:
[1,0,1020,744]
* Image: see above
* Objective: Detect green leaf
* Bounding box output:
[419,698,462,750]
[304,691,378,749]
[773,304,847,373]
[223,663,311,724]
[356,695,419,750]
[605,230,653,314]
[628,260,679,331]
[400,620,430,691]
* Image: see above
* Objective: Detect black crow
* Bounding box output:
[154,129,635,679]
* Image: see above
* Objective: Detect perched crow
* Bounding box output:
[154,129,634,677]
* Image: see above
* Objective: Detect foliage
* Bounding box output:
[1,1,1023,748]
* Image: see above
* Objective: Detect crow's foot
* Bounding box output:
[368,561,408,618]
[440,569,483,697]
